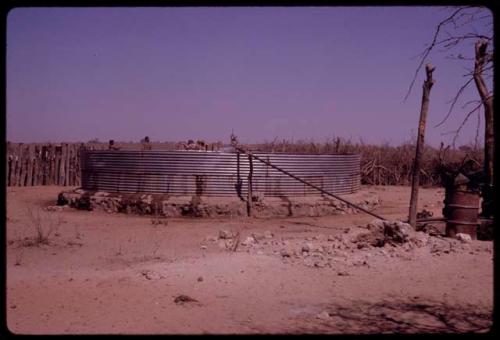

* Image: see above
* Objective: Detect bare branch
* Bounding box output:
[406,6,492,101]
[404,7,467,101]
[449,102,483,147]
[434,77,474,127]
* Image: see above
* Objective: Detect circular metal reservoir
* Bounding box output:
[81,150,361,196]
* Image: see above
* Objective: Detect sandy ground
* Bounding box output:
[5,185,493,334]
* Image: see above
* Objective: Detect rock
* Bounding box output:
[217,240,228,249]
[47,205,65,212]
[140,270,162,280]
[409,232,429,247]
[197,276,203,282]
[264,231,274,239]
[57,192,69,206]
[337,271,349,276]
[357,242,369,249]
[303,257,316,267]
[205,236,218,242]
[219,230,234,239]
[417,209,433,219]
[302,243,314,253]
[252,233,265,241]
[384,221,412,244]
[317,311,331,320]
[327,235,336,242]
[456,233,472,243]
[314,260,327,268]
[174,295,198,304]
[280,249,291,258]
[241,236,255,246]
[200,245,207,250]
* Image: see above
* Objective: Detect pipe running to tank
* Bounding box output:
[232,145,386,221]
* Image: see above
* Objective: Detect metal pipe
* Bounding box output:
[233,145,386,221]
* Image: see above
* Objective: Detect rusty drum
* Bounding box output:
[444,188,480,239]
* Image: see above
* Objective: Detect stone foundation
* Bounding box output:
[58,188,380,218]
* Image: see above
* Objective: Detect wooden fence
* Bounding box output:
[5,142,107,187]
[5,141,221,187]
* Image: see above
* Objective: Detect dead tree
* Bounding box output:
[473,39,494,217]
[409,64,435,228]
[407,6,493,217]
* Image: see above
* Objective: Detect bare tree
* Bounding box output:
[409,64,435,228]
[407,6,493,217]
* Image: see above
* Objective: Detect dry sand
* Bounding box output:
[5,185,493,334]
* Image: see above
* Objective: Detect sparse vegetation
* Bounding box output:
[14,249,24,266]
[245,138,483,187]
[7,139,483,188]
[27,207,55,247]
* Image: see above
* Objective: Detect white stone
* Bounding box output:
[218,230,234,239]
[317,311,331,320]
[456,233,472,243]
[241,236,255,246]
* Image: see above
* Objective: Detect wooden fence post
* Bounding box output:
[247,153,253,217]
[409,64,435,228]
[65,143,70,186]
[14,144,22,186]
[33,146,39,186]
[8,144,16,186]
[48,145,55,185]
[26,144,34,186]
[58,144,64,185]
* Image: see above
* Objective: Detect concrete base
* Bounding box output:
[59,188,380,218]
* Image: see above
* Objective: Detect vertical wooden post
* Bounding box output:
[33,146,39,186]
[247,153,253,217]
[64,143,70,186]
[69,144,74,185]
[14,144,22,186]
[76,144,81,185]
[409,63,435,228]
[26,144,34,186]
[59,144,65,185]
[7,142,13,186]
[48,145,54,185]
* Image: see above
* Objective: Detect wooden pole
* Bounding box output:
[64,143,70,186]
[473,40,494,218]
[247,153,253,217]
[59,144,65,185]
[26,144,34,186]
[69,144,74,185]
[48,145,55,185]
[14,144,22,186]
[7,143,13,186]
[409,63,435,228]
[33,146,39,186]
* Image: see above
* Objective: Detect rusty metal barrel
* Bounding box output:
[444,188,480,239]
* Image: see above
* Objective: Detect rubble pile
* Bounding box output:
[203,220,492,270]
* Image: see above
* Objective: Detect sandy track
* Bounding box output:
[6,186,493,334]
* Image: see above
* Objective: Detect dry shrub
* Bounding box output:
[243,138,483,187]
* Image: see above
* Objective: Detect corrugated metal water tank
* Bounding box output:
[81,150,361,196]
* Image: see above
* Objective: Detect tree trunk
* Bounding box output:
[409,63,435,228]
[473,40,494,218]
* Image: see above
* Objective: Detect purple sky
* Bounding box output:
[6,7,492,146]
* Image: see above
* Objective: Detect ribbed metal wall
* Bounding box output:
[81,150,360,196]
